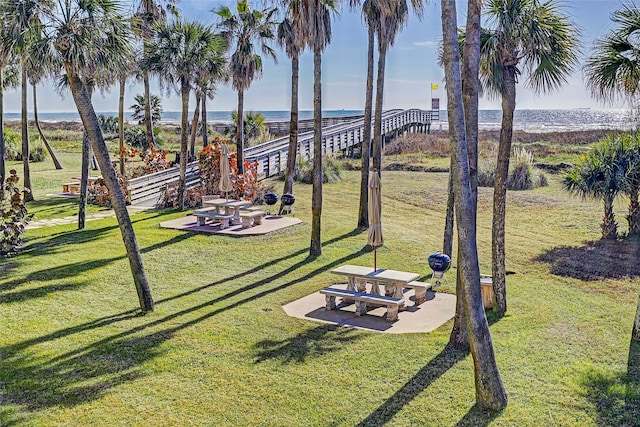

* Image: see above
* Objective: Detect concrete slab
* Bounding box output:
[283,284,456,334]
[159,214,303,236]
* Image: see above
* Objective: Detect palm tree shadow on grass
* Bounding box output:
[534,239,640,281]
[252,324,363,364]
[580,338,640,426]
[0,330,170,411]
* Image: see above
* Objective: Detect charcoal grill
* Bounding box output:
[428,252,451,287]
[279,193,295,215]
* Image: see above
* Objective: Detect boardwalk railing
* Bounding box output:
[127,108,434,205]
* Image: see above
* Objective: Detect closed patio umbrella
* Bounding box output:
[219,143,233,200]
[367,169,383,270]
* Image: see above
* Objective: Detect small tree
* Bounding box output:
[130,94,163,125]
[0,169,32,257]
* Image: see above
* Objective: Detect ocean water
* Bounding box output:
[3,108,635,132]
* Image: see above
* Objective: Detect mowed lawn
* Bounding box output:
[1,167,638,426]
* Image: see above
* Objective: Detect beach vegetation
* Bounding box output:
[226,110,268,145]
[0,169,31,257]
[461,0,580,315]
[292,156,342,185]
[129,94,163,125]
[216,0,277,175]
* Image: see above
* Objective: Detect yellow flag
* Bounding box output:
[431,83,439,90]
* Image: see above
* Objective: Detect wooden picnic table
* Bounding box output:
[331,264,420,299]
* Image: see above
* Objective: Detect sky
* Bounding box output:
[2,0,631,114]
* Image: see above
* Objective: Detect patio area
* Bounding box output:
[159,213,303,236]
[283,283,456,334]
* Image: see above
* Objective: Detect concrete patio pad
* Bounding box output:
[283,284,456,334]
[159,214,302,236]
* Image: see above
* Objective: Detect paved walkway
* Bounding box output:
[27,206,150,229]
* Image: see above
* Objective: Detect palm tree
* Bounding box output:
[192,59,227,156]
[371,0,421,174]
[620,135,640,236]
[447,0,483,352]
[584,2,640,106]
[304,0,337,257]
[130,93,162,124]
[277,1,310,212]
[134,0,177,148]
[29,0,155,311]
[0,49,19,197]
[356,0,380,228]
[474,0,579,315]
[145,20,226,210]
[440,0,507,411]
[216,0,277,174]
[563,135,627,240]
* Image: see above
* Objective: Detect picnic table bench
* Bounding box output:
[193,210,233,228]
[320,287,404,322]
[239,210,266,228]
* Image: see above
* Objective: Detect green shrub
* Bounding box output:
[29,145,46,162]
[294,156,342,184]
[98,115,119,134]
[3,129,21,160]
[1,170,33,257]
[478,160,496,187]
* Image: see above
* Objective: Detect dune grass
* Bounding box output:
[1,150,639,426]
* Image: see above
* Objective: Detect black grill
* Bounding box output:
[281,193,295,206]
[264,192,278,205]
[428,252,451,273]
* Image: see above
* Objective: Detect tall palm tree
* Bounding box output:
[584,2,640,106]
[562,135,627,240]
[29,0,155,311]
[2,0,43,202]
[440,0,508,411]
[447,0,483,352]
[216,0,277,174]
[474,0,579,315]
[277,1,310,212]
[145,20,226,210]
[0,48,19,197]
[356,0,380,228]
[371,0,421,174]
[304,0,337,257]
[134,0,178,148]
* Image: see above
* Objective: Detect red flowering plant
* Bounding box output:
[198,137,262,203]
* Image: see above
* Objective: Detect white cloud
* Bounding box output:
[414,40,439,48]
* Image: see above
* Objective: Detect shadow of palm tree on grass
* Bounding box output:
[535,239,640,281]
[580,339,640,426]
[252,324,363,364]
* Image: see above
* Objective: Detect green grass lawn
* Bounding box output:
[1,140,639,425]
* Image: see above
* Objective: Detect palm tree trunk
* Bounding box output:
[310,42,323,257]
[491,64,516,315]
[79,82,95,230]
[119,77,125,176]
[448,0,483,351]
[189,92,201,161]
[0,67,5,199]
[237,89,245,174]
[372,41,387,175]
[358,25,375,229]
[143,71,156,147]
[441,0,507,410]
[32,84,63,170]
[21,62,33,202]
[282,55,300,211]
[66,65,154,312]
[443,159,454,257]
[178,79,190,211]
[602,195,618,239]
[627,191,640,236]
[634,293,640,341]
[201,95,209,148]
[78,131,90,230]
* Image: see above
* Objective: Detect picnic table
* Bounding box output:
[203,199,251,225]
[330,265,420,299]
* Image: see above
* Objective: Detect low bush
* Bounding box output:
[87,175,129,208]
[3,129,21,160]
[29,145,46,162]
[0,170,33,257]
[98,115,119,134]
[294,156,342,184]
[478,148,548,190]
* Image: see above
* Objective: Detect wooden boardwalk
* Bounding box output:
[128,108,436,206]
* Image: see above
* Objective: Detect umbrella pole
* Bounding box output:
[374,247,377,271]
